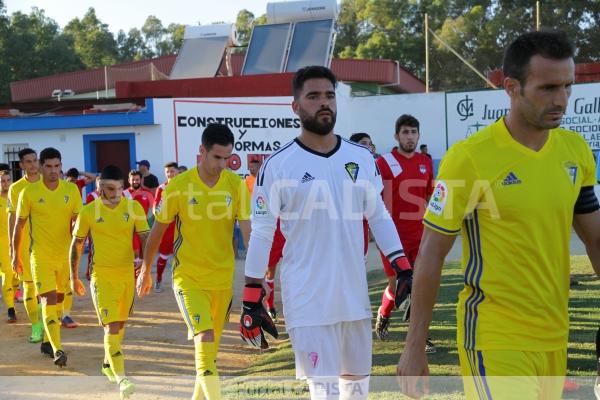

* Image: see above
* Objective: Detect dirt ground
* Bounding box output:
[0,257,285,399]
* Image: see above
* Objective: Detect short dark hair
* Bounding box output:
[503,30,575,85]
[0,163,9,172]
[349,133,371,143]
[249,159,261,165]
[65,168,79,179]
[39,147,61,165]
[100,165,123,181]
[178,165,188,172]
[202,123,234,151]
[419,144,428,150]
[395,114,420,134]
[292,66,337,100]
[129,169,141,178]
[164,162,178,169]
[18,148,36,161]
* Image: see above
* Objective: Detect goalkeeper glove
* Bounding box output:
[390,257,413,309]
[240,283,279,349]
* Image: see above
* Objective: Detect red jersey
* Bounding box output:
[154,182,167,210]
[376,150,434,248]
[85,191,99,204]
[125,187,154,216]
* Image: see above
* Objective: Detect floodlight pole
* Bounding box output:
[425,13,429,93]
[535,1,540,31]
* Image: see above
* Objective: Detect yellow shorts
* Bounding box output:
[31,259,68,295]
[90,273,134,325]
[173,276,232,341]
[459,347,566,400]
[0,245,11,275]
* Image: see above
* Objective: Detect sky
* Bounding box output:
[4,0,269,33]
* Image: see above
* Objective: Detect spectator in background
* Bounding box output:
[136,160,159,189]
[65,168,97,196]
[0,163,9,172]
[245,160,261,194]
[419,144,432,159]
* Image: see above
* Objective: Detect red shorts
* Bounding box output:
[380,245,419,278]
[159,222,175,256]
[132,233,141,253]
[267,226,286,270]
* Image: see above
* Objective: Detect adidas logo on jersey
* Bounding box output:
[301,172,315,183]
[188,197,198,205]
[38,198,45,203]
[502,172,522,186]
[96,217,105,223]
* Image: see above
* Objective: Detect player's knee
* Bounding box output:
[40,291,57,305]
[195,329,215,343]
[106,322,122,335]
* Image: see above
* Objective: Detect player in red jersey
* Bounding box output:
[124,170,154,275]
[374,115,435,351]
[153,162,179,293]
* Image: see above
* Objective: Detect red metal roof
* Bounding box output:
[10,54,424,103]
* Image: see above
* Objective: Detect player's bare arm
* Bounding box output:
[69,236,86,296]
[10,217,26,275]
[137,221,168,298]
[573,210,600,276]
[238,219,251,249]
[397,227,456,398]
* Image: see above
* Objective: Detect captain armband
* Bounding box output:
[574,186,600,214]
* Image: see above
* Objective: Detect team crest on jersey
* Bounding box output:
[123,213,130,222]
[428,181,448,215]
[64,195,69,203]
[225,195,232,207]
[345,162,359,183]
[254,195,267,217]
[38,197,45,203]
[96,217,105,223]
[188,197,198,205]
[309,352,319,368]
[564,161,578,184]
[103,309,109,317]
[419,164,427,174]
[194,314,201,324]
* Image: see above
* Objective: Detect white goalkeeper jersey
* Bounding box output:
[245,135,404,329]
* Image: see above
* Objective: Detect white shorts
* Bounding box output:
[288,318,372,379]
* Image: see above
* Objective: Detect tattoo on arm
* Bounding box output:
[70,237,86,279]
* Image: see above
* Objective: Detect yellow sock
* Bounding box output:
[105,333,125,382]
[1,272,15,309]
[62,291,73,316]
[192,341,220,400]
[23,282,39,324]
[41,303,61,353]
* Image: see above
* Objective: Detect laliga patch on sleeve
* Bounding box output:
[428,181,448,215]
[254,195,269,218]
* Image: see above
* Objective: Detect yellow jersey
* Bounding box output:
[7,176,38,256]
[74,197,149,272]
[424,118,596,352]
[0,195,8,242]
[155,167,251,289]
[17,179,82,265]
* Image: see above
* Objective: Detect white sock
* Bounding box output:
[307,377,339,400]
[339,376,369,400]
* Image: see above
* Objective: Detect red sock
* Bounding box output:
[379,286,395,318]
[266,279,275,309]
[156,255,168,283]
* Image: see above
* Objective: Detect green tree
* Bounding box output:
[234,9,267,53]
[116,28,153,62]
[0,7,83,103]
[63,8,118,68]
[141,15,166,56]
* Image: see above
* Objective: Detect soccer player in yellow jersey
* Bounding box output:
[12,147,82,367]
[7,148,43,342]
[398,31,600,399]
[1,170,18,323]
[137,123,251,400]
[70,165,149,400]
